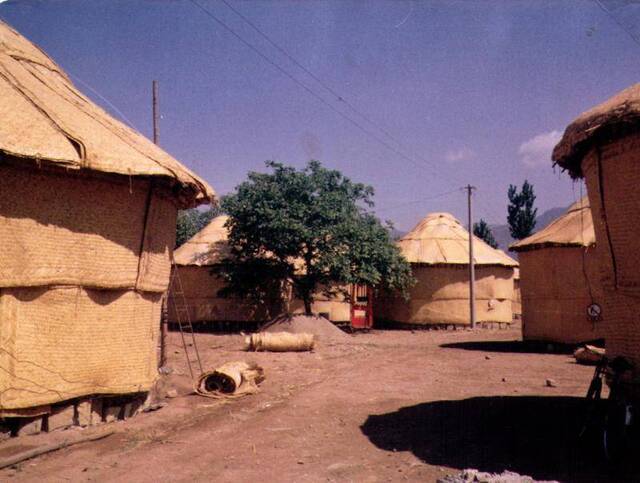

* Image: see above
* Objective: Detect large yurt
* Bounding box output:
[510,197,604,344]
[0,21,213,418]
[553,83,640,385]
[376,213,518,327]
[172,216,351,326]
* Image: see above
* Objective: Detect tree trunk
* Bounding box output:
[303,295,312,316]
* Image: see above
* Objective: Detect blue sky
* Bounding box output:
[1,0,638,231]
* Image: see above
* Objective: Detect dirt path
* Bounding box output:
[1,328,613,482]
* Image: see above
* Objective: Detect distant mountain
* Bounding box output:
[490,205,568,254]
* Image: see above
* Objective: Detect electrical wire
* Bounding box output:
[191,1,509,225]
[594,0,640,48]
[219,0,514,224]
[375,188,463,214]
[189,0,443,180]
[68,72,138,129]
[219,0,405,149]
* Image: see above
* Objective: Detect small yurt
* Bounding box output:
[0,21,213,419]
[510,197,604,344]
[171,215,281,327]
[376,213,518,327]
[172,215,352,326]
[553,83,640,383]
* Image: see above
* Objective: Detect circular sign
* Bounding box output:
[587,303,602,322]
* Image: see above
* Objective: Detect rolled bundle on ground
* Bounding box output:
[245,332,315,352]
[574,345,605,365]
[195,361,265,398]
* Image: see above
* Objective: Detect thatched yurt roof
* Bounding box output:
[398,213,518,267]
[174,215,230,266]
[510,197,595,252]
[0,20,213,208]
[553,83,640,178]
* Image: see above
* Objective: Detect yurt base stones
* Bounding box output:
[2,394,148,438]
[375,320,512,331]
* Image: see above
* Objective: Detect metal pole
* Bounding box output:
[152,80,159,145]
[466,185,476,329]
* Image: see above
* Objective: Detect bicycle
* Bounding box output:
[582,355,637,465]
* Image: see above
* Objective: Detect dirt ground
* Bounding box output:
[0,326,625,482]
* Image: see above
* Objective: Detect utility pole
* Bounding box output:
[153,80,168,368]
[466,185,477,329]
[152,80,160,145]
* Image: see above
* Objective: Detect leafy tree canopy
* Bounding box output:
[473,219,498,249]
[220,160,414,314]
[507,180,537,240]
[175,204,222,248]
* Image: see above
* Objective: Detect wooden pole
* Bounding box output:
[152,80,159,145]
[466,185,476,329]
[152,80,168,368]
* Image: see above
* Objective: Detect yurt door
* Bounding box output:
[350,284,373,329]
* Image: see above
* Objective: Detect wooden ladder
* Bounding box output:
[166,266,203,381]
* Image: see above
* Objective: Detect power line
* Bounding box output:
[189,0,443,180]
[68,72,138,129]
[190,1,507,223]
[594,0,640,47]
[219,0,404,149]
[376,188,462,214]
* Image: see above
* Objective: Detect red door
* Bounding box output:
[350,284,373,329]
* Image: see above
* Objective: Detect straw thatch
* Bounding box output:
[376,213,518,326]
[552,83,640,378]
[0,21,214,413]
[510,197,595,251]
[510,198,604,344]
[0,20,213,208]
[174,215,231,266]
[397,213,518,267]
[553,83,640,179]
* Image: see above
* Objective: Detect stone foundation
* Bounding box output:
[2,393,148,438]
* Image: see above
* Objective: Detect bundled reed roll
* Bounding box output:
[195,361,265,399]
[245,332,315,352]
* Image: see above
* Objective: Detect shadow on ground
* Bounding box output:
[361,396,636,482]
[440,340,578,355]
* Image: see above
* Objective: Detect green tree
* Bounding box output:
[175,204,221,248]
[473,219,498,249]
[220,160,414,315]
[507,180,537,240]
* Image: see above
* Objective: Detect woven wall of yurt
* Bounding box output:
[517,248,603,343]
[0,163,180,412]
[377,265,514,325]
[0,21,213,413]
[171,265,280,323]
[510,198,605,344]
[512,268,522,317]
[289,285,351,322]
[553,83,640,376]
[376,213,518,326]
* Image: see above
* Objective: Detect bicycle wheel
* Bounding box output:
[603,394,632,463]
